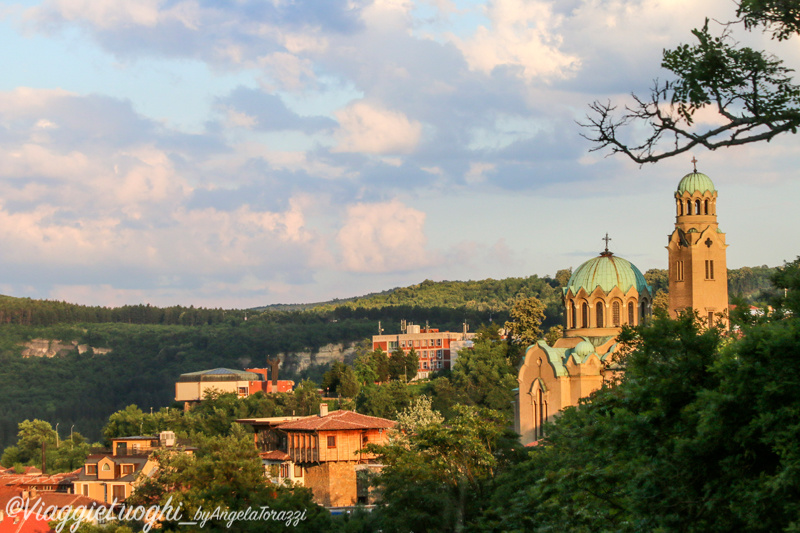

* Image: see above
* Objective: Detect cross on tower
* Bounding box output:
[691,156,698,172]
[602,233,612,255]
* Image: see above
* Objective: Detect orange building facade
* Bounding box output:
[515,165,730,445]
[372,324,474,379]
[175,367,294,410]
[667,170,729,326]
[73,432,194,504]
[238,406,395,507]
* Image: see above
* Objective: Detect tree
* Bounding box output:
[388,347,418,381]
[504,297,545,347]
[487,312,728,532]
[288,379,322,416]
[450,341,518,415]
[652,289,670,312]
[404,348,419,381]
[355,381,412,419]
[338,365,361,398]
[554,268,572,288]
[0,420,58,468]
[0,420,88,474]
[487,258,800,533]
[51,432,90,472]
[354,348,389,384]
[473,323,501,343]
[394,395,444,433]
[582,5,800,164]
[644,268,669,293]
[322,361,359,397]
[127,433,331,532]
[103,405,147,443]
[544,325,564,346]
[368,405,520,533]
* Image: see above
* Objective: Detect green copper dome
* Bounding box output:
[574,340,595,358]
[564,254,651,296]
[677,171,715,195]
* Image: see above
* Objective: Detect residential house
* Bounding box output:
[0,471,104,533]
[238,405,395,507]
[73,432,194,504]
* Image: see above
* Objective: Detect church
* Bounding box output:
[514,165,730,444]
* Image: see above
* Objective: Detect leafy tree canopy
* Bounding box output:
[583,3,800,163]
[367,405,520,533]
[504,296,545,347]
[486,257,800,532]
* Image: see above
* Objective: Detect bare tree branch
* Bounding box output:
[581,16,800,164]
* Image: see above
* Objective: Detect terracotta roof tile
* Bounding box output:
[277,410,395,432]
[259,451,292,461]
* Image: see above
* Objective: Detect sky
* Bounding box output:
[0,0,798,309]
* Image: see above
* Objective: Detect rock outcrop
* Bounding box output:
[20,339,111,358]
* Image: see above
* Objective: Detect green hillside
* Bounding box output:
[0,266,779,449]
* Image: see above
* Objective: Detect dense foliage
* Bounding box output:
[0,319,371,448]
[482,257,800,532]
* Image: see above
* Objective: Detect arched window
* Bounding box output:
[612,301,621,326]
[570,301,576,329]
[640,301,647,322]
[677,200,683,216]
[704,199,709,214]
[695,199,701,214]
[628,301,635,325]
[537,387,546,439]
[686,200,692,215]
[581,302,588,328]
[531,380,548,441]
[595,302,604,328]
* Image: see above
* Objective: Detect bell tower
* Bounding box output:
[667,159,729,326]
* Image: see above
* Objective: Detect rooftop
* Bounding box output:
[277,410,395,432]
[177,368,261,382]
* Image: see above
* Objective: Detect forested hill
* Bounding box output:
[0,265,778,327]
[0,265,781,449]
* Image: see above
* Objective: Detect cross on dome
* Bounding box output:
[601,233,613,256]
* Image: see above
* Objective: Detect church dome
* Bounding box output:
[565,254,650,296]
[574,340,595,357]
[677,171,715,195]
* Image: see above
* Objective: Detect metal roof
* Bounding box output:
[565,254,651,296]
[177,368,260,382]
[677,171,716,195]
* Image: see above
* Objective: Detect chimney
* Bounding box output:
[319,403,328,417]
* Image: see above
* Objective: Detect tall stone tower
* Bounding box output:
[667,163,729,326]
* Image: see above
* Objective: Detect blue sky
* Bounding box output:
[0,0,798,308]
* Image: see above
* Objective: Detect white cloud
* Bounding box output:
[0,144,90,180]
[33,0,166,29]
[257,52,317,91]
[29,0,208,31]
[464,162,496,184]
[337,200,434,273]
[224,107,259,129]
[333,101,422,154]
[452,0,580,81]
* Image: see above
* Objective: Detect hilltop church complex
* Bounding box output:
[515,165,730,444]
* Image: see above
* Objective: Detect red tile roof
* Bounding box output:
[259,451,292,461]
[0,513,53,533]
[277,410,395,432]
[0,487,106,533]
